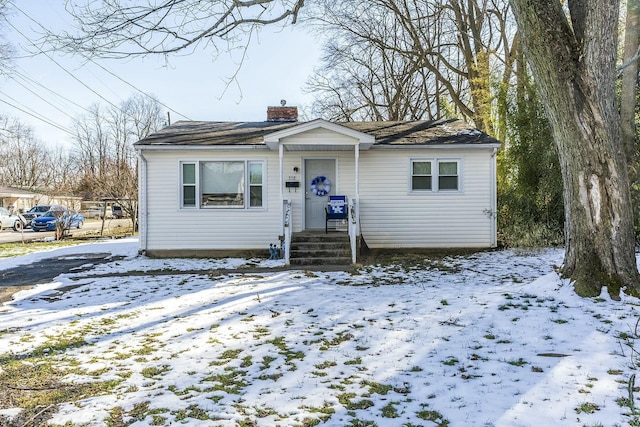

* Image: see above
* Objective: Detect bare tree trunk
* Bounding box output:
[510,0,639,298]
[621,0,640,167]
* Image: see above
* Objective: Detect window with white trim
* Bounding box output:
[180,161,265,208]
[181,162,197,207]
[411,160,432,191]
[411,159,460,192]
[438,161,459,191]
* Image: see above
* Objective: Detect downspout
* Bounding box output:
[490,147,498,247]
[139,151,148,254]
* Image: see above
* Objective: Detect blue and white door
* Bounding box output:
[305,159,336,229]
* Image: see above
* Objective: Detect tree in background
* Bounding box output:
[71,94,164,230]
[305,0,517,134]
[498,53,563,247]
[0,116,78,192]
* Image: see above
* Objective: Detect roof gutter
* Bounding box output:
[369,143,502,150]
[135,145,269,151]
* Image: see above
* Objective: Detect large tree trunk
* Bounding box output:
[621,0,640,165]
[510,0,640,298]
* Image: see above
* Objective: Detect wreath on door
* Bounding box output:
[310,176,331,196]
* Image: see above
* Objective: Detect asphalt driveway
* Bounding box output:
[0,253,120,303]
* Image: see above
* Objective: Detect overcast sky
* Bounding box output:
[0,2,321,147]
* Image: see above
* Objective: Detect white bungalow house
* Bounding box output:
[135,105,501,264]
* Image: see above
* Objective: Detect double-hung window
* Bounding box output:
[411,160,433,191]
[411,159,460,192]
[438,161,459,191]
[180,161,265,208]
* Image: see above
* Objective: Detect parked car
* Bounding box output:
[112,205,124,219]
[31,210,84,232]
[0,207,24,231]
[22,205,64,227]
[84,205,113,219]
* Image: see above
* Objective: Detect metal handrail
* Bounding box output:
[348,198,358,263]
[283,199,292,264]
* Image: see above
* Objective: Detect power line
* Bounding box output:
[11,64,92,113]
[0,94,74,135]
[8,1,193,121]
[8,70,86,120]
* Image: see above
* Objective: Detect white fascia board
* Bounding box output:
[264,119,375,150]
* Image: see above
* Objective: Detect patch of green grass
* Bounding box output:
[202,368,248,394]
[345,357,362,365]
[362,380,393,395]
[442,357,459,366]
[0,358,121,413]
[0,240,85,258]
[267,336,305,367]
[320,331,355,349]
[416,408,449,426]
[315,360,337,369]
[338,393,375,410]
[381,402,399,418]
[172,404,212,421]
[210,348,242,366]
[506,358,527,367]
[141,364,171,379]
[575,402,600,414]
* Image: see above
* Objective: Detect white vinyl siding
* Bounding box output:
[360,149,492,248]
[145,151,279,251]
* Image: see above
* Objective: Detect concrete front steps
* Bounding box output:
[289,231,352,266]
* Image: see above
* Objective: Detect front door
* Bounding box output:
[305,159,336,229]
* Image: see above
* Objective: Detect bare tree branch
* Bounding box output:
[51,0,305,59]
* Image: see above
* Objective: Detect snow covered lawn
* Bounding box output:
[1,238,639,426]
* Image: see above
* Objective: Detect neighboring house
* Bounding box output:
[0,186,37,212]
[0,187,82,213]
[135,106,501,263]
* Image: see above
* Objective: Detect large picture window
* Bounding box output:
[411,159,460,192]
[180,161,265,208]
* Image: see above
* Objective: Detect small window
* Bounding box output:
[438,161,459,191]
[411,160,432,191]
[248,162,263,208]
[181,163,196,207]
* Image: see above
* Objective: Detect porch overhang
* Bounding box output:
[264,119,374,151]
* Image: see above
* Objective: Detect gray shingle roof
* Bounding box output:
[135,118,500,147]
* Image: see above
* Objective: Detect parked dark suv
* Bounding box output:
[22,205,63,227]
[112,205,124,219]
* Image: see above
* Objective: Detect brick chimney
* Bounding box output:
[267,100,298,122]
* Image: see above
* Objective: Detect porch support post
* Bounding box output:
[355,144,360,200]
[279,143,284,232]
